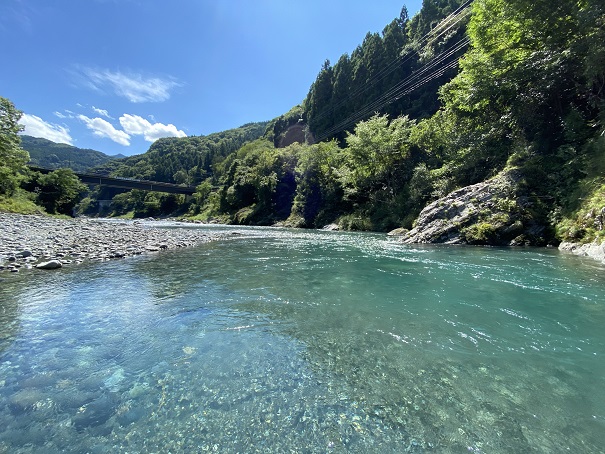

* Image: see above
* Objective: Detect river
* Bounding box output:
[1,225,604,453]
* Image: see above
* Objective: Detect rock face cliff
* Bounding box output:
[400,169,550,246]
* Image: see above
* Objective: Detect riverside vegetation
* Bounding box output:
[2,0,604,253]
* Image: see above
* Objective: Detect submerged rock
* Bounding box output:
[103,368,125,391]
[8,389,44,415]
[72,395,115,431]
[400,169,548,246]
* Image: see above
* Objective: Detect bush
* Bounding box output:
[463,222,497,244]
[337,213,373,231]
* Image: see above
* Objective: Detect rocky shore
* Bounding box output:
[0,213,219,274]
[559,240,605,265]
[398,169,550,246]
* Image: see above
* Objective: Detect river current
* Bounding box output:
[0,225,604,453]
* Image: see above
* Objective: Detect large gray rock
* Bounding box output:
[559,241,605,264]
[322,223,340,231]
[387,227,409,236]
[401,169,546,246]
[36,260,63,270]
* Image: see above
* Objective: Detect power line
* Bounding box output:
[317,0,472,119]
[314,36,470,142]
[315,59,461,142]
[316,48,465,141]
[310,0,473,125]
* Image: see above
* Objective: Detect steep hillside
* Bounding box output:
[182,0,604,248]
[302,0,469,143]
[21,135,120,172]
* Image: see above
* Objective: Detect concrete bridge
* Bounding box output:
[29,167,197,195]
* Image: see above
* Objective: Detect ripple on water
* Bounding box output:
[0,228,604,452]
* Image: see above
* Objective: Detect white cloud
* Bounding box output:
[119,114,186,142]
[54,110,75,119]
[76,67,182,103]
[78,115,131,146]
[92,106,112,119]
[19,114,73,144]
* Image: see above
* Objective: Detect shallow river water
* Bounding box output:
[1,225,604,453]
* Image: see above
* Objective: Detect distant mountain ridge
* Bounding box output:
[20,135,123,172]
[91,121,269,183]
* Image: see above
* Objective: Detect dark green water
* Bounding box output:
[1,226,604,453]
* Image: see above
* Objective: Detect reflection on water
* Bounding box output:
[0,226,604,453]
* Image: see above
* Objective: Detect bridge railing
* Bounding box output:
[28,166,197,195]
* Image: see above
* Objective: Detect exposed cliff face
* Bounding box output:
[400,169,551,246]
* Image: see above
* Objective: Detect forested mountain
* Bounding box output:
[21,135,121,172]
[303,0,469,142]
[92,122,268,185]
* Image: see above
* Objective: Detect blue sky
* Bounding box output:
[1,1,421,156]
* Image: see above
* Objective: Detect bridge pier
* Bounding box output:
[97,200,112,215]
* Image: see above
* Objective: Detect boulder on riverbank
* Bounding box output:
[400,169,550,246]
[387,227,409,236]
[559,240,605,265]
[36,260,63,270]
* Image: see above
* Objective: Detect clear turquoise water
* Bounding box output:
[1,226,604,453]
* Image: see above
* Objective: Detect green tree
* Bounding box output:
[306,60,334,136]
[343,114,415,200]
[35,168,87,215]
[194,180,213,206]
[0,97,30,195]
[173,169,191,185]
[291,140,344,226]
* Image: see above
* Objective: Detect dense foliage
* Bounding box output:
[21,135,121,172]
[24,168,88,215]
[432,0,605,242]
[182,0,604,245]
[303,0,469,142]
[0,97,30,196]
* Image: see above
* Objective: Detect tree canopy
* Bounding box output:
[0,96,29,195]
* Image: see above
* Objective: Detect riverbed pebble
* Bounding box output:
[0,213,219,273]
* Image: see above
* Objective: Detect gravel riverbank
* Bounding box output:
[0,213,220,274]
